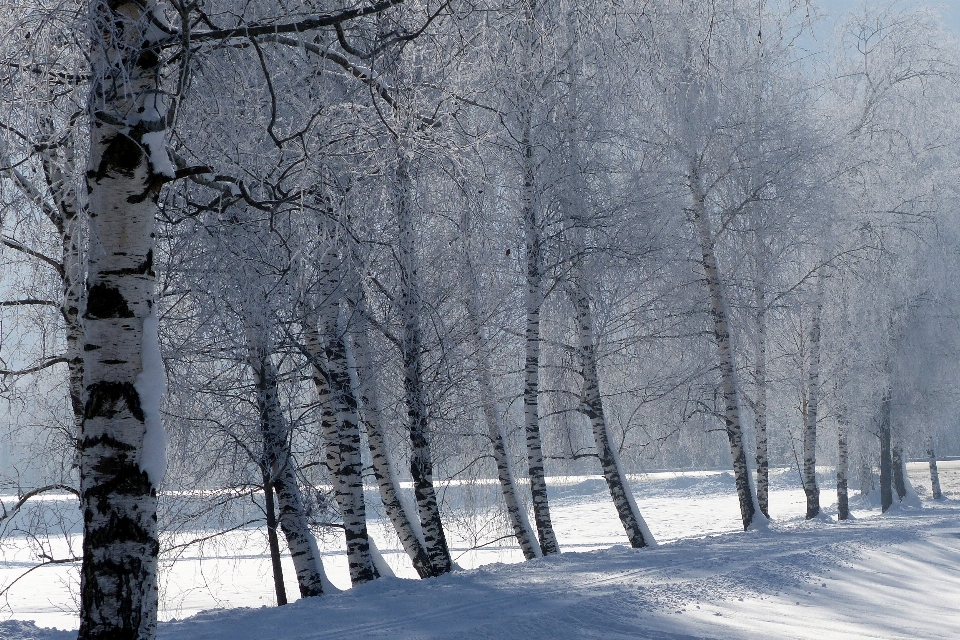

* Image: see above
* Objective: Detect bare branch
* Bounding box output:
[0,236,64,278]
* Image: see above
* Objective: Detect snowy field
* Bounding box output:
[3,462,960,639]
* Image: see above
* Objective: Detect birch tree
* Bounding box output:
[78,0,172,636]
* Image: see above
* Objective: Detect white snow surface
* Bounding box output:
[135,310,168,485]
[4,463,960,639]
[141,130,176,179]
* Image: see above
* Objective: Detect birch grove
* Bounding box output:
[4,0,960,634]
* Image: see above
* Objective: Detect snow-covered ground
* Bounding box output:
[3,462,959,639]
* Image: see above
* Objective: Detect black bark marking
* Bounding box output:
[91,133,143,181]
[80,433,136,453]
[108,249,153,276]
[86,283,134,319]
[137,49,159,70]
[85,381,145,422]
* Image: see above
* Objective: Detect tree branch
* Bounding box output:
[0,299,59,308]
[0,357,69,376]
[0,484,79,524]
[161,0,405,46]
[0,236,64,277]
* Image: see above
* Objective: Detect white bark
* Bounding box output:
[244,323,328,598]
[752,245,770,518]
[396,149,453,573]
[688,162,762,531]
[837,416,850,520]
[803,275,822,519]
[567,276,656,548]
[349,303,436,577]
[79,1,168,636]
[520,110,560,556]
[38,132,86,430]
[927,437,943,500]
[303,245,377,585]
[461,209,542,560]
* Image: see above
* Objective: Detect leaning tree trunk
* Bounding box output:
[927,437,943,500]
[396,149,453,574]
[350,303,436,578]
[303,259,377,585]
[802,278,823,519]
[262,470,287,606]
[461,209,541,560]
[520,111,560,556]
[837,416,850,521]
[567,276,655,548]
[79,2,169,637]
[879,391,893,513]
[246,330,328,598]
[688,164,761,531]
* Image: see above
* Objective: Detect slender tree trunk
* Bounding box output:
[349,300,436,577]
[879,391,893,512]
[304,265,377,585]
[461,210,541,560]
[263,471,287,606]
[892,445,907,502]
[927,437,943,500]
[754,282,770,518]
[38,135,86,431]
[803,279,822,519]
[859,457,875,496]
[688,165,760,531]
[79,2,168,636]
[521,111,560,555]
[567,277,655,548]
[837,417,850,521]
[396,150,453,574]
[247,333,327,598]
[469,320,543,559]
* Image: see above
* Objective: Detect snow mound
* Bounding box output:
[0,620,74,640]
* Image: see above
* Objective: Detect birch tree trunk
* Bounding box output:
[802,278,822,519]
[79,2,169,636]
[38,134,86,431]
[753,280,770,518]
[246,332,328,598]
[927,437,943,500]
[262,471,288,606]
[461,210,541,560]
[567,276,655,548]
[303,255,377,585]
[688,164,761,531]
[521,111,560,556]
[349,297,436,578]
[837,417,850,521]
[892,445,907,502]
[879,391,893,513]
[396,150,453,574]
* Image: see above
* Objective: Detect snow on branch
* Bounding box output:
[0,484,79,525]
